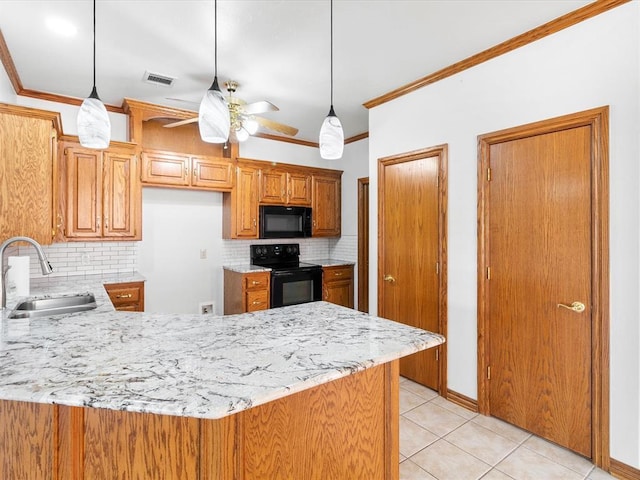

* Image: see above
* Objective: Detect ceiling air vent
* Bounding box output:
[143,71,176,87]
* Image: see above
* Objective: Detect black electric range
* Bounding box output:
[250,244,322,308]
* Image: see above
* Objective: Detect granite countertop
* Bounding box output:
[222,264,271,274]
[223,259,354,272]
[0,275,444,420]
[306,258,355,267]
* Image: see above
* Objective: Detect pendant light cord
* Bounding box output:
[330,0,333,107]
[92,0,96,88]
[214,0,218,77]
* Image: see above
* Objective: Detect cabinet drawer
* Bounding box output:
[323,265,353,281]
[246,290,269,312]
[104,281,145,312]
[244,272,270,290]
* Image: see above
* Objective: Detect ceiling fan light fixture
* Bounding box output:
[319,105,344,160]
[199,76,230,143]
[319,0,343,160]
[77,0,110,149]
[235,126,250,142]
[243,117,259,135]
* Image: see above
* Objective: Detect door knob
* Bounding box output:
[557,301,586,313]
[383,275,396,283]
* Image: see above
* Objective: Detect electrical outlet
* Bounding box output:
[81,253,91,265]
[199,301,214,314]
[200,249,207,259]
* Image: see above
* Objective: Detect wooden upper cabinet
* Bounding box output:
[141,150,189,187]
[141,149,232,191]
[223,164,259,239]
[191,156,233,190]
[0,104,61,245]
[62,141,140,241]
[259,169,312,206]
[312,173,341,237]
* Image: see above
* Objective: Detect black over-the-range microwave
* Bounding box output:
[259,206,312,239]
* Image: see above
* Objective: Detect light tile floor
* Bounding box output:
[399,377,616,480]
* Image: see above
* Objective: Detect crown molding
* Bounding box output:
[363,0,631,109]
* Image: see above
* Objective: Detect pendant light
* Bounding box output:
[319,0,344,160]
[199,0,230,143]
[77,0,110,149]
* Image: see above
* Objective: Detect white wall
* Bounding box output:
[369,3,639,467]
[0,63,16,103]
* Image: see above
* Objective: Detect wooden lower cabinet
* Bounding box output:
[104,281,145,312]
[224,270,270,314]
[0,361,399,480]
[322,264,354,308]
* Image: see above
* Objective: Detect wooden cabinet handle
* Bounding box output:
[116,293,133,299]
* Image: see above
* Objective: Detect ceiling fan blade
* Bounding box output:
[242,101,279,115]
[255,117,298,136]
[163,117,198,128]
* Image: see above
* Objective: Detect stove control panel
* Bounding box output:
[251,243,300,264]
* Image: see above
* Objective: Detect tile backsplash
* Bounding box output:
[12,242,138,279]
[220,238,332,265]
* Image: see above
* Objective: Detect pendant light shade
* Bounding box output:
[199,0,230,144]
[319,105,344,159]
[77,0,110,149]
[319,0,343,160]
[199,77,230,143]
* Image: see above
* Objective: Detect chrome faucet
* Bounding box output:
[1,236,53,309]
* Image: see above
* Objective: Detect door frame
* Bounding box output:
[477,106,610,467]
[358,177,369,313]
[378,145,448,396]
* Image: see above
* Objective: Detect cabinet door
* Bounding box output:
[0,112,56,245]
[141,150,189,186]
[103,151,138,238]
[246,289,269,312]
[259,170,287,204]
[65,147,103,238]
[287,172,312,206]
[312,175,341,237]
[323,265,354,308]
[191,156,233,190]
[234,166,260,238]
[104,281,144,312]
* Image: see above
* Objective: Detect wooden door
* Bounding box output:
[379,148,444,390]
[478,108,610,463]
[358,178,370,313]
[191,156,233,191]
[65,147,102,238]
[287,172,312,206]
[102,151,137,238]
[312,174,341,237]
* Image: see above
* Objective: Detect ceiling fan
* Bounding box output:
[164,80,298,142]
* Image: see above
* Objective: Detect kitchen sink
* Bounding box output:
[8,293,97,319]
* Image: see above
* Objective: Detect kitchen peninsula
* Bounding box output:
[0,277,444,479]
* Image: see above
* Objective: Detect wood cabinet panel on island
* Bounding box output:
[0,104,62,245]
[224,270,270,314]
[323,264,354,308]
[104,281,145,312]
[0,361,399,480]
[60,140,140,241]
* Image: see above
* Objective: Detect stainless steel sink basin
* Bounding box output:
[8,293,97,319]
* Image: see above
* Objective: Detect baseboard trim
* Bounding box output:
[446,389,479,413]
[610,458,640,480]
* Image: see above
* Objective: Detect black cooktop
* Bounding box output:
[250,243,320,271]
